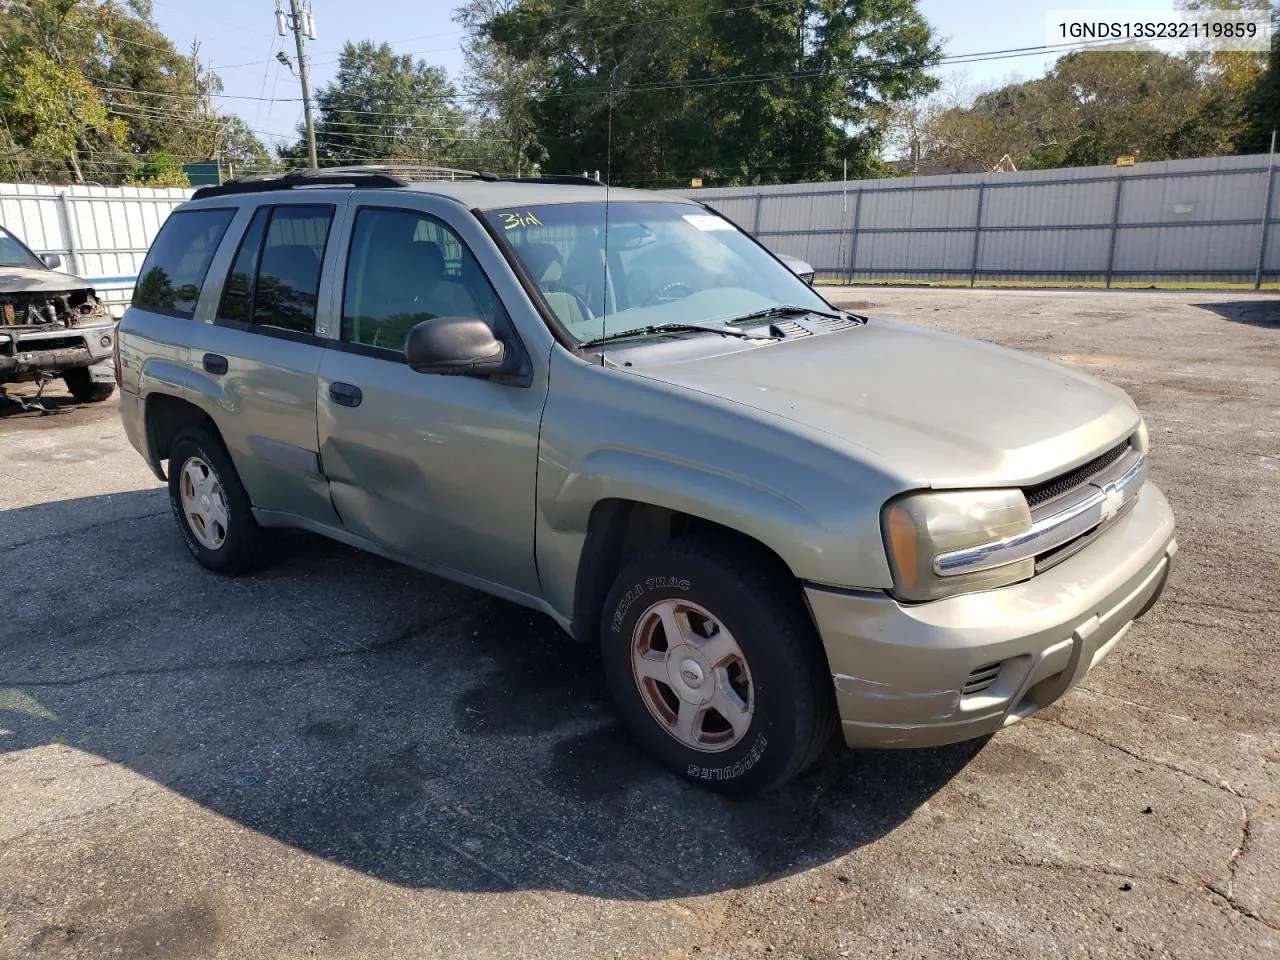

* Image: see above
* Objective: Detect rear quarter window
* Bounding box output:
[132,208,235,318]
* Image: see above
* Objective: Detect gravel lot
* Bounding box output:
[1,288,1277,960]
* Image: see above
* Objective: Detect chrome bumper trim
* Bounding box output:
[934,455,1148,578]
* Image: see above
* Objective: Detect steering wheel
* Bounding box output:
[652,280,694,304]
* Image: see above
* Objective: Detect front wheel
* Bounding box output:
[600,535,836,795]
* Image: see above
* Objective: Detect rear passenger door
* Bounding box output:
[185,197,347,526]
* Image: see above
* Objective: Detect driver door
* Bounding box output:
[316,200,546,596]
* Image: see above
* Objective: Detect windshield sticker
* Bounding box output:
[497,211,543,230]
[682,214,733,232]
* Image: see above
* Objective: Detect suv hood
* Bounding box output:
[633,319,1140,488]
[0,266,92,293]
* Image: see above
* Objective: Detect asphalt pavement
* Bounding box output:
[1,288,1277,959]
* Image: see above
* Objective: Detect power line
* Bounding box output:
[203,0,884,77]
[106,99,510,145]
[96,34,1155,114]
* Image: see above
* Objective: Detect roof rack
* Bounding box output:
[308,164,481,181]
[189,165,605,201]
[190,164,483,200]
[482,175,606,187]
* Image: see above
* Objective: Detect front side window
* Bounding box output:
[0,226,45,270]
[481,201,829,344]
[132,208,235,318]
[341,207,500,353]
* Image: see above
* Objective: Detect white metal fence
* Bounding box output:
[5,154,1278,309]
[0,183,193,316]
[683,153,1280,288]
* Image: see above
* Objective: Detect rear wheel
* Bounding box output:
[167,427,261,575]
[63,368,115,403]
[600,535,836,795]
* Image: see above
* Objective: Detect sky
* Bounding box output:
[144,0,1180,154]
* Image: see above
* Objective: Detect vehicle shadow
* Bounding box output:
[1193,299,1280,329]
[0,489,983,900]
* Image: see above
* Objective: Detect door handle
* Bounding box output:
[328,382,363,408]
[202,353,228,376]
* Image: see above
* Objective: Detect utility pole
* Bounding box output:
[277,1,318,168]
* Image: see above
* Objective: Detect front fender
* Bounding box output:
[544,447,827,570]
[533,349,902,623]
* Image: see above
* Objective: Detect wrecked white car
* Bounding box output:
[1,225,116,410]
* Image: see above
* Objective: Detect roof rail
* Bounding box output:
[304,164,482,181]
[189,165,607,201]
[189,164,483,200]
[478,174,605,187]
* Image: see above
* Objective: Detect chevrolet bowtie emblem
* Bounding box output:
[1099,484,1125,523]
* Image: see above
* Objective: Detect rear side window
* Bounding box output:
[218,208,270,324]
[132,208,235,318]
[252,206,333,334]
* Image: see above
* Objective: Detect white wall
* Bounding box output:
[681,154,1280,285]
[0,183,193,316]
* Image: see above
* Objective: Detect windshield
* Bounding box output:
[482,201,830,345]
[0,226,46,270]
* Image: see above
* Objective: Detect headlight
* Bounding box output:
[1133,419,1149,454]
[881,489,1033,602]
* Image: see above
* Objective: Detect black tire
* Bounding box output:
[167,426,261,575]
[600,534,836,795]
[63,368,115,403]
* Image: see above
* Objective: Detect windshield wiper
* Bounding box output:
[579,321,779,349]
[722,304,848,324]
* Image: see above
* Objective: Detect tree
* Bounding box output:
[455,0,546,175]
[1240,4,1279,152]
[279,41,480,168]
[218,116,277,176]
[0,0,269,184]
[1,49,127,183]
[123,152,191,188]
[914,48,1263,172]
[481,0,940,186]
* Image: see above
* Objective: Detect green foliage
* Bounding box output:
[455,0,547,175]
[1,49,127,182]
[279,41,478,168]
[1239,5,1279,152]
[123,153,191,188]
[481,0,940,186]
[0,0,268,185]
[910,44,1271,173]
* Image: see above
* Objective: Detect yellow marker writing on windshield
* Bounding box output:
[500,211,543,230]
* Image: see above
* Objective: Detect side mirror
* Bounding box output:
[42,253,62,270]
[404,316,512,377]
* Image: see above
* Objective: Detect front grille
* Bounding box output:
[962,663,1003,696]
[1024,439,1130,509]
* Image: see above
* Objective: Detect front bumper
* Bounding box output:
[807,482,1176,749]
[0,324,114,377]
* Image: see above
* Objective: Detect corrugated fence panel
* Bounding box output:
[984,178,1114,227]
[5,160,1277,301]
[980,227,1111,274]
[684,154,1279,284]
[1,182,193,313]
